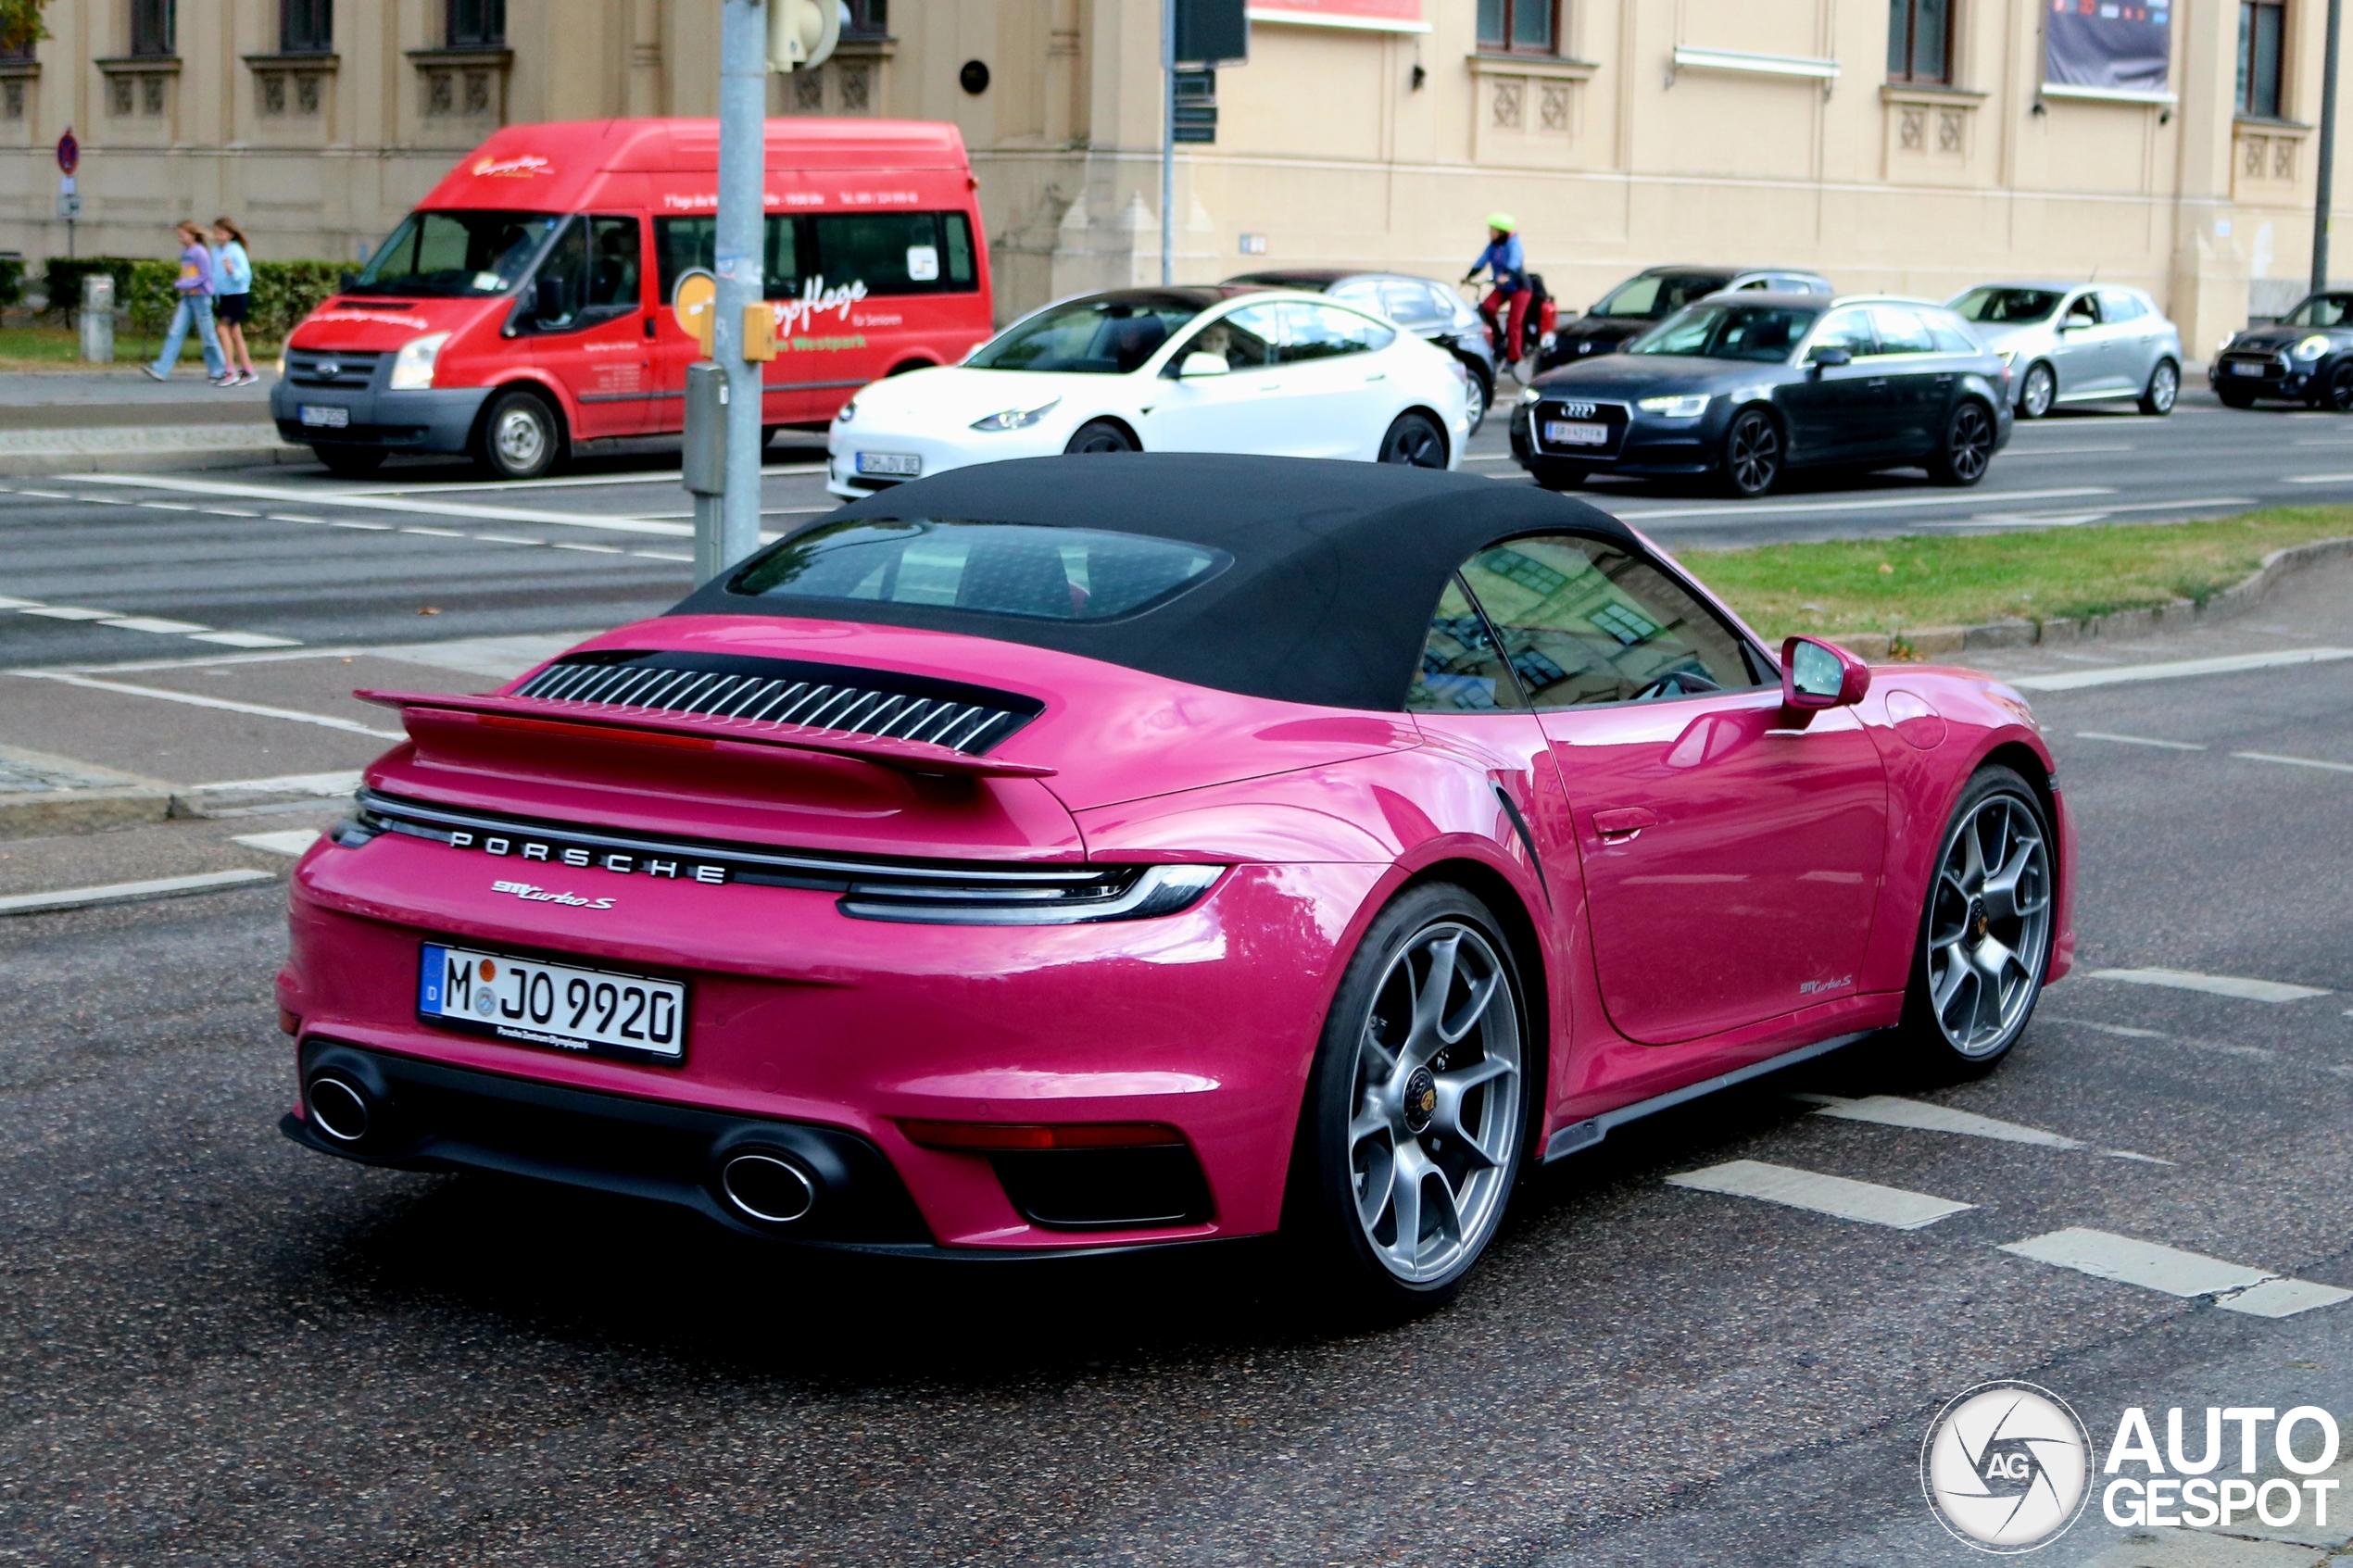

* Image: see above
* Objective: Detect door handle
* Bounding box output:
[1365,371,1388,382]
[1593,806,1657,843]
[1866,378,1889,391]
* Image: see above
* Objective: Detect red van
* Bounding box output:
[271,118,993,479]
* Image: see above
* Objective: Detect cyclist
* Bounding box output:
[1465,212,1532,371]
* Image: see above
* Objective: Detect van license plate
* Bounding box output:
[299,404,351,428]
[2230,362,2266,376]
[419,943,686,1063]
[1545,420,1609,446]
[855,451,921,477]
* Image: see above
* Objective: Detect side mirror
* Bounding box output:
[1177,352,1231,378]
[1780,635,1871,719]
[1807,345,1852,371]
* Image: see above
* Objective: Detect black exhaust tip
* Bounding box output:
[718,1150,817,1224]
[305,1073,374,1144]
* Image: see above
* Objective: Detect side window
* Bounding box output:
[1867,306,1937,356]
[523,217,589,332]
[586,216,642,311]
[807,211,980,295]
[1275,302,1392,361]
[2098,288,2145,323]
[762,214,801,299]
[1406,576,1523,713]
[1328,280,1382,312]
[1459,534,1763,708]
[1810,307,1877,359]
[1174,306,1278,370]
[1732,276,1770,291]
[2063,292,2101,326]
[1379,281,1441,324]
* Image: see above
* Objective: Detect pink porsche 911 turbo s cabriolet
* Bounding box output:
[279,454,2071,1310]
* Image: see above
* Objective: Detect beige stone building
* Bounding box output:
[0,0,2341,356]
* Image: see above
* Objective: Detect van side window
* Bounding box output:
[807,212,980,295]
[522,216,640,333]
[587,217,641,311]
[655,215,804,308]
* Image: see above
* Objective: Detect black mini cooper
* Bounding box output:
[1510,293,2012,498]
[2211,292,2353,408]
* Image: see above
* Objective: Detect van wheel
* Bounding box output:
[313,445,386,478]
[474,388,563,481]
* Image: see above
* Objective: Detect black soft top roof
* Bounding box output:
[668,454,1644,712]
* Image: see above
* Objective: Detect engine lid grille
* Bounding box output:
[512,651,1043,757]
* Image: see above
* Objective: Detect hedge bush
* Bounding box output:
[0,256,22,307]
[44,255,346,340]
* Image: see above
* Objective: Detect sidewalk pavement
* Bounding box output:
[0,366,305,473]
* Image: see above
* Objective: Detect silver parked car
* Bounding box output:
[1947,282,2184,418]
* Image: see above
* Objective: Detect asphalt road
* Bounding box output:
[4,549,2351,1560]
[5,382,2353,669]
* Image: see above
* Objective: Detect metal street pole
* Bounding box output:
[2317,0,2345,293]
[711,0,768,580]
[1161,0,1176,285]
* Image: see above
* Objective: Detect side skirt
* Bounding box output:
[1541,1029,1877,1162]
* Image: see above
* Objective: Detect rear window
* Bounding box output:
[728,520,1228,622]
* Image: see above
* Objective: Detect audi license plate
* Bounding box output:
[419,943,686,1063]
[855,451,921,477]
[2230,361,2267,376]
[1544,420,1609,446]
[298,404,350,428]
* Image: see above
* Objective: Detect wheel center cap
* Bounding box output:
[1402,1067,1438,1135]
[1968,898,1990,942]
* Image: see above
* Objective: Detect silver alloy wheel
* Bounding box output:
[1347,921,1522,1284]
[2020,363,2056,420]
[494,403,550,471]
[1927,793,2054,1057]
[2145,359,2179,413]
[1464,371,1490,434]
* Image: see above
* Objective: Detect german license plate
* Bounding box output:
[299,404,350,428]
[855,451,921,476]
[2230,362,2266,376]
[419,943,686,1063]
[1544,420,1609,446]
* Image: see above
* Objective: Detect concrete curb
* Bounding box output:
[0,745,174,839]
[0,423,312,477]
[1834,536,2353,660]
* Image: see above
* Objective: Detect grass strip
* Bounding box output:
[1682,508,2353,644]
[0,324,283,372]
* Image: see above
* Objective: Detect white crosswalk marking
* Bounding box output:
[1793,1094,2172,1164]
[1666,1160,1973,1230]
[2089,968,2331,1003]
[1999,1229,2353,1317]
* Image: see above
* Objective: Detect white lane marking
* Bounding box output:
[2089,967,2332,1003]
[2000,1228,2353,1316]
[399,526,467,538]
[140,501,198,511]
[8,671,405,739]
[232,829,322,858]
[634,505,836,519]
[1607,486,2115,522]
[1992,445,2138,458]
[2011,647,2353,691]
[632,549,694,562]
[19,606,122,621]
[203,507,261,518]
[100,617,212,635]
[1793,1093,2171,1165]
[14,489,74,499]
[552,542,623,553]
[471,533,546,546]
[0,868,277,916]
[1665,1159,1973,1230]
[268,513,327,524]
[331,461,827,495]
[2284,472,2353,483]
[187,630,303,648]
[329,520,391,531]
[2233,749,2353,774]
[0,596,44,609]
[2077,731,2208,750]
[192,770,362,796]
[72,474,694,538]
[2042,1016,2168,1038]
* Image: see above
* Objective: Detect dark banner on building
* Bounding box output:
[2045,0,2171,93]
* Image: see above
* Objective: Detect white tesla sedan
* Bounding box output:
[824,286,1474,498]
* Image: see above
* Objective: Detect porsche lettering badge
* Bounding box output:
[447,828,730,886]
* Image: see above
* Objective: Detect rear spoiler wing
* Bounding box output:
[354,689,1058,780]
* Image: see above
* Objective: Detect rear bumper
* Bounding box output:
[271,381,490,452]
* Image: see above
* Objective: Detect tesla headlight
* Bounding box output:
[385,332,451,391]
[1636,393,1711,419]
[970,396,1062,433]
[2296,334,2332,360]
[1517,383,1542,405]
[834,397,857,425]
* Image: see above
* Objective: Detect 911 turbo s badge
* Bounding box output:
[491,880,616,909]
[447,827,731,886]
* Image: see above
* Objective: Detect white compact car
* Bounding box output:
[825,286,1474,498]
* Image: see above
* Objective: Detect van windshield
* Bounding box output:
[350,210,559,296]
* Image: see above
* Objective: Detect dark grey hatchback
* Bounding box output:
[1509,294,2013,498]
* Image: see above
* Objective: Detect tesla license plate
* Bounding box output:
[1544,420,1609,446]
[298,404,350,428]
[419,943,686,1063]
[855,451,922,477]
[2230,361,2266,376]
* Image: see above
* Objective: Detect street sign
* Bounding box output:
[57,192,81,220]
[56,129,78,176]
[1173,0,1249,68]
[1174,69,1218,144]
